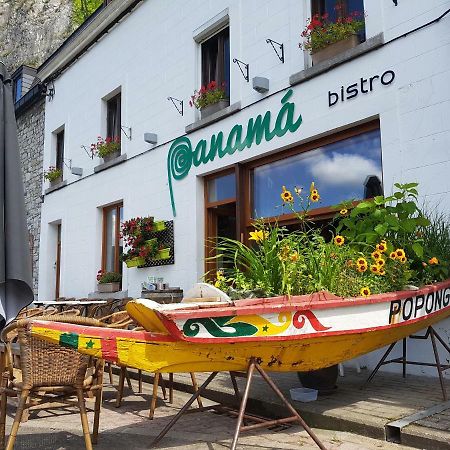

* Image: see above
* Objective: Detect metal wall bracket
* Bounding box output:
[81,145,94,160]
[167,97,184,116]
[233,58,249,82]
[46,81,55,100]
[266,39,284,63]
[63,158,72,170]
[392,0,398,5]
[121,125,132,140]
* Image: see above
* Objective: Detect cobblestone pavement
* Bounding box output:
[4,380,417,450]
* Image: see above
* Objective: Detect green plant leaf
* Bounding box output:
[412,242,424,258]
[374,224,388,236]
[373,196,385,205]
[401,219,417,233]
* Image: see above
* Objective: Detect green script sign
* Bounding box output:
[167,89,303,215]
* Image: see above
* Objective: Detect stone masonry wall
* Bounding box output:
[16,99,45,297]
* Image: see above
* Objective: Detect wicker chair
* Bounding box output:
[0,316,105,450]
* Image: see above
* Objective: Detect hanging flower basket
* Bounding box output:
[125,256,146,268]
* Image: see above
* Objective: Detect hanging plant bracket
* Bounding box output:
[266,38,284,63]
[81,145,94,160]
[233,58,249,82]
[121,125,132,140]
[63,158,72,170]
[45,81,55,100]
[167,97,184,116]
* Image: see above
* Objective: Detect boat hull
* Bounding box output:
[31,305,449,373]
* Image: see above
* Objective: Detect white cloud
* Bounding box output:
[308,152,381,187]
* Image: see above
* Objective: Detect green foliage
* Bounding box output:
[43,166,62,182]
[72,0,103,28]
[97,271,122,284]
[336,183,429,264]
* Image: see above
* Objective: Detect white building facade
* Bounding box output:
[38,0,450,375]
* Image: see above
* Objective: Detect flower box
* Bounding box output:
[97,282,120,293]
[311,34,359,65]
[154,248,170,260]
[153,221,166,232]
[50,176,63,187]
[200,99,230,119]
[125,256,146,268]
[103,149,121,163]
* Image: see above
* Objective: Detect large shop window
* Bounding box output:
[106,92,122,143]
[202,27,230,99]
[55,128,65,175]
[102,203,123,274]
[204,122,382,269]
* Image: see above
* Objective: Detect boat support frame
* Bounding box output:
[150,357,326,449]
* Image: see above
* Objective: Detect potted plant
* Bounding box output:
[121,216,161,268]
[43,166,63,187]
[96,270,122,293]
[190,81,229,119]
[91,135,121,163]
[300,8,365,65]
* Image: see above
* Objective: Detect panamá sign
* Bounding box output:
[167,89,303,216]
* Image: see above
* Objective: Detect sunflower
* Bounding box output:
[399,256,407,264]
[370,265,379,274]
[371,251,382,260]
[360,287,371,297]
[429,257,439,265]
[280,186,294,203]
[379,268,386,276]
[310,192,320,202]
[339,208,348,216]
[395,249,406,259]
[389,251,397,260]
[334,235,345,246]
[376,242,387,253]
[357,264,368,273]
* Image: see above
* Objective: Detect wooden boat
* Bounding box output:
[30,280,450,373]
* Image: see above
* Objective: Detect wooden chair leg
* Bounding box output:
[107,364,113,384]
[0,389,7,450]
[149,373,160,420]
[92,388,102,445]
[159,374,167,400]
[124,369,132,390]
[190,373,203,408]
[169,373,173,404]
[77,389,93,450]
[6,389,29,450]
[115,367,125,408]
[137,370,143,394]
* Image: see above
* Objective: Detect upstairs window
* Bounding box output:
[13,76,22,103]
[55,129,65,175]
[311,0,366,41]
[202,27,230,99]
[106,92,121,143]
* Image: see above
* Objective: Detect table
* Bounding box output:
[33,300,108,316]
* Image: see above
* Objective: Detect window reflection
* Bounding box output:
[252,129,382,218]
[207,173,236,203]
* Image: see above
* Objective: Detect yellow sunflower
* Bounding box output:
[357,264,368,273]
[310,192,320,202]
[376,258,385,267]
[376,242,387,253]
[371,251,382,260]
[356,257,367,266]
[334,235,345,246]
[370,265,379,274]
[395,249,406,259]
[280,186,294,203]
[389,251,397,260]
[340,208,348,216]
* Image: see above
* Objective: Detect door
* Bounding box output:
[55,224,61,299]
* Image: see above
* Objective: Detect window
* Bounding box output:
[202,27,230,99]
[204,170,237,272]
[55,129,65,175]
[311,0,366,41]
[106,93,121,143]
[13,76,22,103]
[204,121,382,269]
[102,203,123,274]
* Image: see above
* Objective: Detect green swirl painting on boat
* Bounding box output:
[167,89,303,215]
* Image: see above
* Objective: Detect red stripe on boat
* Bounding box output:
[101,337,118,362]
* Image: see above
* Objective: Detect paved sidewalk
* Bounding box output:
[4,380,417,450]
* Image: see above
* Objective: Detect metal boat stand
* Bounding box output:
[364,326,450,401]
[150,358,326,449]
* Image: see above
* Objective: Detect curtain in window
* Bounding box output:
[107,94,121,140]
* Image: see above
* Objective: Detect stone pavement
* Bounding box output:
[4,379,418,450]
[165,369,450,449]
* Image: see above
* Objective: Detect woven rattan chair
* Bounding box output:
[0,316,105,450]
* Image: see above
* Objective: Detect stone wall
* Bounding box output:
[16,99,45,297]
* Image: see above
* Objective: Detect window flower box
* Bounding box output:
[311,34,360,65]
[103,149,121,163]
[44,166,63,187]
[190,81,229,120]
[200,99,230,119]
[97,282,120,293]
